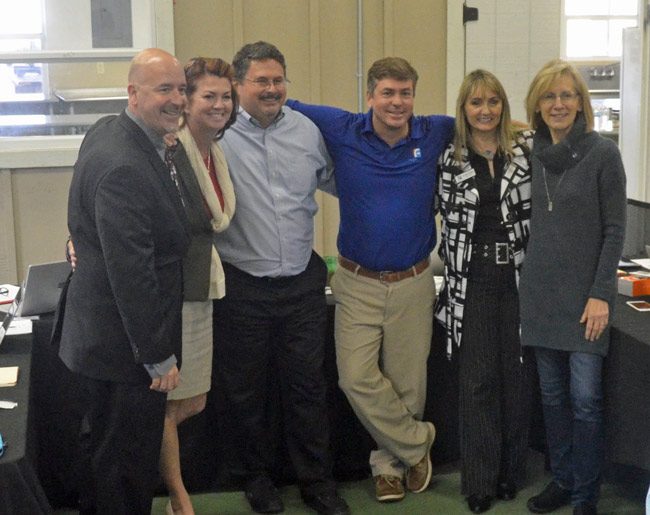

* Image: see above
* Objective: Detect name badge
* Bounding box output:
[456,169,476,183]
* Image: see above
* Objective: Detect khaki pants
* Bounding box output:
[332,264,435,477]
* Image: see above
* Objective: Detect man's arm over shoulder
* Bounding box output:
[285,99,353,142]
[283,103,338,196]
[315,130,336,197]
[423,114,455,143]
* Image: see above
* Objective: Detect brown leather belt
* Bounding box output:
[338,255,430,284]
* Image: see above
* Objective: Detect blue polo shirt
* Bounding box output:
[286,99,454,271]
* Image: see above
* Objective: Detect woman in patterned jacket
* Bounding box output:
[436,69,533,513]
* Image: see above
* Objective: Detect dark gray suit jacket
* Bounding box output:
[60,111,190,383]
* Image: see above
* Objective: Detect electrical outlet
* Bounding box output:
[96,62,105,74]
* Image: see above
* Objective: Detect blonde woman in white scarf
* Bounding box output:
[162,57,237,515]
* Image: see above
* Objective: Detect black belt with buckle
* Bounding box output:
[472,242,512,265]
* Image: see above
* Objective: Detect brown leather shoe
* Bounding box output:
[405,421,436,493]
[374,475,405,502]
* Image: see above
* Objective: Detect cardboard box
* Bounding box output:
[618,275,650,296]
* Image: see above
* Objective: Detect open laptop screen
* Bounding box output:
[16,261,71,317]
[623,199,650,259]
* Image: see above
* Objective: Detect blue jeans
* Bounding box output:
[534,347,604,506]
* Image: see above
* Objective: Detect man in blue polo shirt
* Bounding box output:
[286,57,454,503]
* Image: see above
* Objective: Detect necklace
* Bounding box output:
[477,148,496,160]
[471,143,498,180]
[541,165,567,212]
[471,139,497,161]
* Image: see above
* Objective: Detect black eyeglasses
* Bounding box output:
[0,287,8,296]
[0,433,6,458]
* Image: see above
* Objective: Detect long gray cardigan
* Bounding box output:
[519,118,626,356]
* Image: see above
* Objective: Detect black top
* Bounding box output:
[469,150,509,244]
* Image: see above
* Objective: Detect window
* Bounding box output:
[0,0,173,168]
[564,0,638,59]
[0,0,162,136]
[0,0,45,101]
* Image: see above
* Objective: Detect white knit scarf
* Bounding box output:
[177,125,236,299]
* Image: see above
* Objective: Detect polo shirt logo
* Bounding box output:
[413,148,422,159]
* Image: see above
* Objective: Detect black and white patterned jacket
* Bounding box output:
[435,131,533,356]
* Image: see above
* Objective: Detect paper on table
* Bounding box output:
[0,284,20,306]
[0,366,19,387]
[6,318,32,335]
[631,258,650,270]
[619,258,638,268]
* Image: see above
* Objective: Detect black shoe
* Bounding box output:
[467,495,492,513]
[496,481,517,501]
[573,502,597,515]
[527,481,571,513]
[302,491,350,515]
[245,476,284,514]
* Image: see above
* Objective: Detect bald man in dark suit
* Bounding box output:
[59,48,190,515]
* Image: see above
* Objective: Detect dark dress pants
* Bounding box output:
[459,256,533,497]
[213,252,334,494]
[76,375,167,515]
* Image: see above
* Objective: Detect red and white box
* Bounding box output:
[618,275,650,296]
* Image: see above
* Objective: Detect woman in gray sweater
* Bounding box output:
[520,60,626,515]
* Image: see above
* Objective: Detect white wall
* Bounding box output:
[463,0,562,122]
[44,0,156,50]
[450,0,650,204]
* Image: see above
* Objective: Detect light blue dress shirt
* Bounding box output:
[216,106,335,278]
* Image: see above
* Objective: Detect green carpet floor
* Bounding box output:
[147,452,647,515]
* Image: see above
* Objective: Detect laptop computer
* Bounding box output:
[15,261,71,317]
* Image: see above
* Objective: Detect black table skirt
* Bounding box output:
[0,333,52,515]
[604,295,650,470]
[25,294,650,507]
[28,308,461,503]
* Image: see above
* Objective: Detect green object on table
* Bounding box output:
[324,255,338,285]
